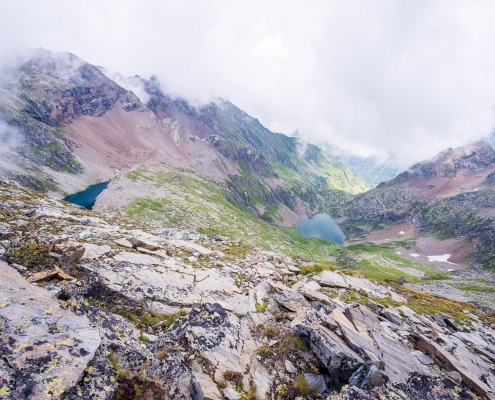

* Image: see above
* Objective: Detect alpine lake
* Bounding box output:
[63,181,109,210]
[296,213,346,244]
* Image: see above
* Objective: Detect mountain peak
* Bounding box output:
[396,140,495,181]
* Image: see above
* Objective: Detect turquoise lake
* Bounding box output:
[63,181,109,210]
[296,213,346,244]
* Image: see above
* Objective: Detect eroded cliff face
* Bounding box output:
[1,179,495,399]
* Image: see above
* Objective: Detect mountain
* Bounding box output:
[321,144,403,187]
[0,48,368,226]
[487,130,495,149]
[1,178,494,399]
[334,140,495,269]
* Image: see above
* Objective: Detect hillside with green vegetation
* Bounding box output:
[96,164,445,284]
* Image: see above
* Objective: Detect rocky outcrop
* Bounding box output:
[333,141,495,270]
[394,141,495,181]
[0,179,494,399]
[332,372,481,399]
[0,260,100,399]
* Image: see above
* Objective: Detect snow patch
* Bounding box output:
[427,254,456,264]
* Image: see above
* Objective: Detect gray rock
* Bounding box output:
[141,332,158,343]
[414,351,434,365]
[285,359,297,374]
[192,371,223,399]
[304,374,327,393]
[0,224,15,240]
[349,363,381,389]
[446,370,462,383]
[11,263,27,272]
[316,270,349,288]
[303,324,364,385]
[381,307,404,326]
[223,388,241,400]
[274,290,310,313]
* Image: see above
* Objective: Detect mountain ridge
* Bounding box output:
[0,48,368,226]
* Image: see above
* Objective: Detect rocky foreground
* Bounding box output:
[0,179,495,399]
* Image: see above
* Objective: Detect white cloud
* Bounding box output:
[1,0,495,168]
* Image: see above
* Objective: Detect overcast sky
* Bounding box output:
[2,0,495,167]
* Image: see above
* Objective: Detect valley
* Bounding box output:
[1,49,495,399]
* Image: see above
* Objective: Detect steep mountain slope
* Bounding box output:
[0,48,367,226]
[0,49,239,193]
[335,141,495,269]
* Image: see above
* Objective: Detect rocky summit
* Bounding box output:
[1,179,495,399]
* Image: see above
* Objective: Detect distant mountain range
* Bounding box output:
[321,143,403,187]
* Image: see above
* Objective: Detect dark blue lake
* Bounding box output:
[63,181,109,210]
[296,213,346,244]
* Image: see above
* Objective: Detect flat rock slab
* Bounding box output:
[0,261,101,399]
[82,243,111,259]
[113,250,161,265]
[316,271,349,288]
[195,269,241,294]
[168,239,214,256]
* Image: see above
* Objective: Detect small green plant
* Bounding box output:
[287,335,308,350]
[7,239,52,270]
[108,351,119,374]
[139,335,150,343]
[177,309,188,317]
[265,326,278,338]
[278,384,289,397]
[257,346,268,356]
[272,310,290,321]
[299,263,337,276]
[118,369,132,379]
[223,370,236,381]
[134,384,143,397]
[255,303,267,312]
[217,381,227,389]
[293,374,317,396]
[155,348,169,361]
[240,382,257,400]
[138,361,151,377]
